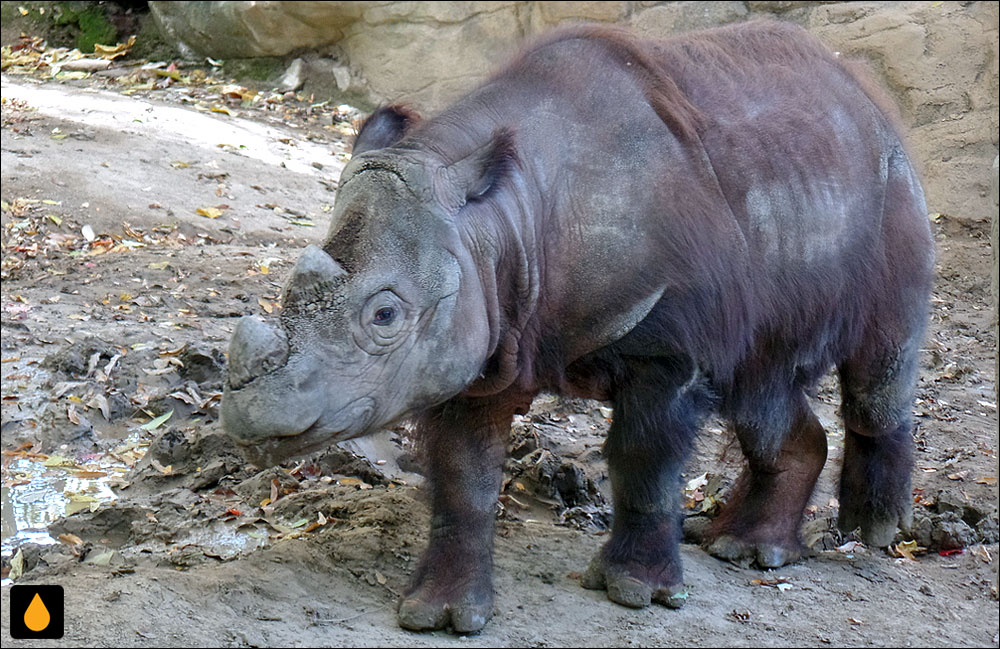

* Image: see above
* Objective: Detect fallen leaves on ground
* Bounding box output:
[3,31,362,162]
[196,206,224,219]
[140,409,173,431]
[892,540,927,561]
[1,33,136,77]
[1,196,196,282]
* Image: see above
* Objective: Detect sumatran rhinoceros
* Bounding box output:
[222,21,934,633]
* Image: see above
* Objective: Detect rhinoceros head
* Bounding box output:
[222,108,515,463]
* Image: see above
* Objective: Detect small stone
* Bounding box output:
[931,511,975,551]
[276,58,306,93]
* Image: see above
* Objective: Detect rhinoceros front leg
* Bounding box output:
[397,396,520,634]
[582,358,707,609]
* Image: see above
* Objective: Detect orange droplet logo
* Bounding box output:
[24,592,51,632]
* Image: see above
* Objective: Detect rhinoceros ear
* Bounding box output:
[447,128,518,205]
[352,105,421,155]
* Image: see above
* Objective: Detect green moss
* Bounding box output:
[5,2,121,52]
[222,57,285,82]
[73,6,116,51]
[129,12,180,61]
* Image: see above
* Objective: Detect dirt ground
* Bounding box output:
[2,53,998,647]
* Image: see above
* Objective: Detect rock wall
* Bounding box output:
[993,154,998,388]
[806,3,998,228]
[149,1,999,223]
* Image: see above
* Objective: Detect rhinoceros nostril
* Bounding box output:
[227,316,290,389]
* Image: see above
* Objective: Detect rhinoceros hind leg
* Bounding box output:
[837,332,922,547]
[705,392,827,568]
[836,152,929,548]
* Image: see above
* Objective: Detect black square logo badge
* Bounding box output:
[9,585,64,639]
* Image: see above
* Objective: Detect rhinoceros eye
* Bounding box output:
[361,291,406,348]
[373,306,396,326]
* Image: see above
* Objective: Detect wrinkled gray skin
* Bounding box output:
[222,149,493,463]
[223,22,933,635]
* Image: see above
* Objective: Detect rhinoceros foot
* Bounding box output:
[397,562,494,634]
[580,554,687,609]
[837,506,911,548]
[704,533,803,569]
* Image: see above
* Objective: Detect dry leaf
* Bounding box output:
[196,206,223,219]
[95,36,136,59]
[85,549,114,566]
[150,459,173,475]
[140,409,173,431]
[58,533,84,546]
[9,549,24,580]
[65,493,99,515]
[892,540,925,561]
[87,394,111,420]
[71,470,107,479]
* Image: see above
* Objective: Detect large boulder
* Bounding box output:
[149,1,370,58]
[807,1,998,226]
[338,2,526,110]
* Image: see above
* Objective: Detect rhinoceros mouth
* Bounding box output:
[234,396,377,466]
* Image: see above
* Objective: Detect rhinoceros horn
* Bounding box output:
[282,244,347,305]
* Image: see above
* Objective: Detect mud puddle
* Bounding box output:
[2,450,125,557]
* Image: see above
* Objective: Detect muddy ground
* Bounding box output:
[2,56,998,647]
